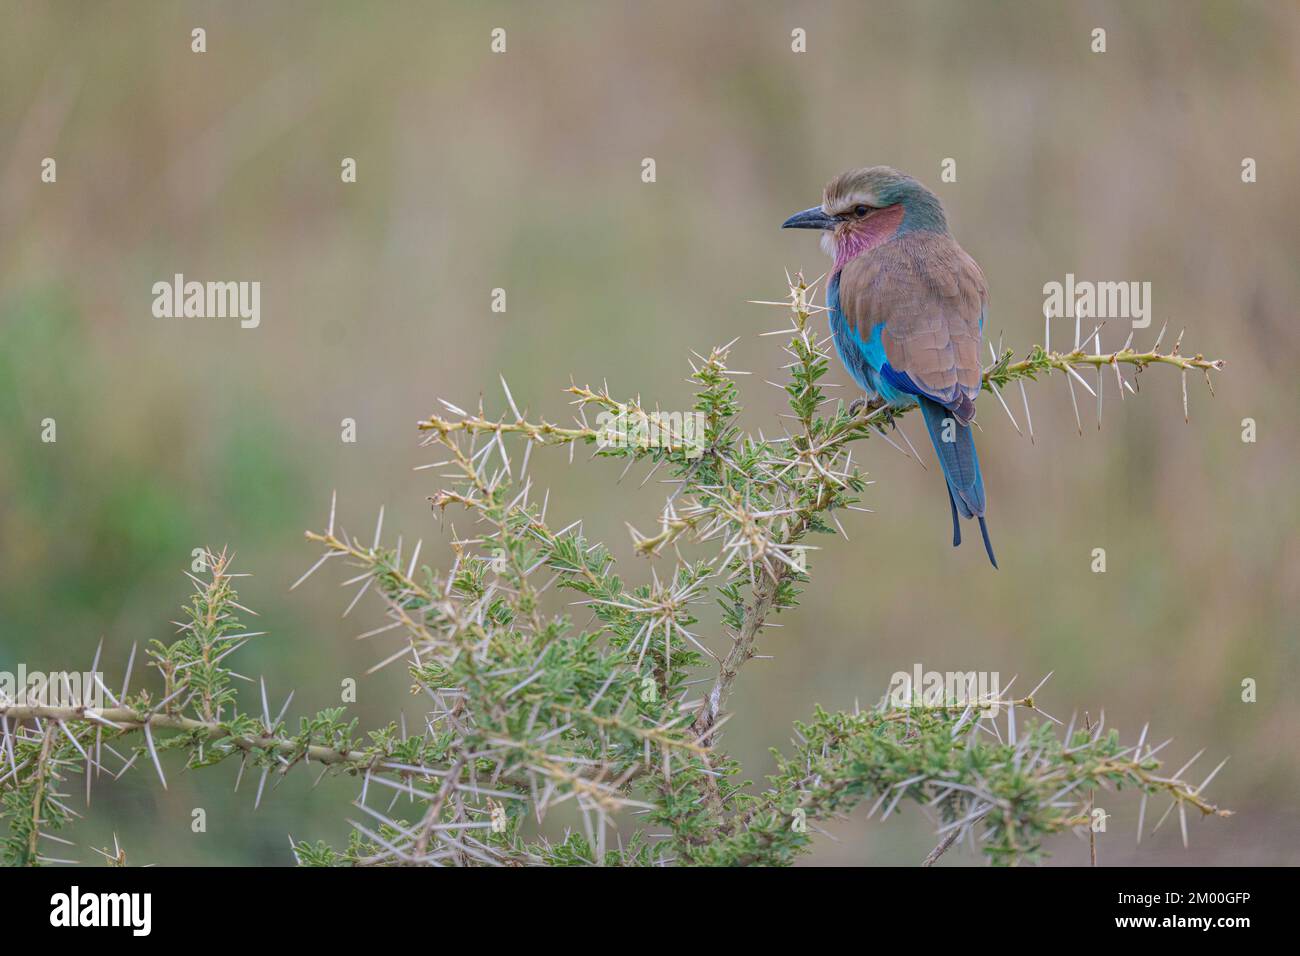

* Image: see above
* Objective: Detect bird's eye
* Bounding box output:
[853,204,870,217]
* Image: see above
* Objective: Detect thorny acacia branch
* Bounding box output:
[1,272,1227,866]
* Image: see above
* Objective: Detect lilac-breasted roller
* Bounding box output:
[782,166,996,567]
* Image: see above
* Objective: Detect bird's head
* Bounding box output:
[782,166,947,269]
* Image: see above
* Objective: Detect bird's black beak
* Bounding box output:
[781,205,840,230]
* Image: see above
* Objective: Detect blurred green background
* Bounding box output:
[2,0,1297,865]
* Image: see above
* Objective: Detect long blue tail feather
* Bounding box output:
[946,487,961,547]
[978,516,998,569]
[918,398,996,567]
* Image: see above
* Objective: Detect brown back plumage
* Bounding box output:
[836,230,987,422]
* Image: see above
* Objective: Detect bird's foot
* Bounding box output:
[850,395,891,421]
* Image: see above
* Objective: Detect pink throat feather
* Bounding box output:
[831,204,905,275]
